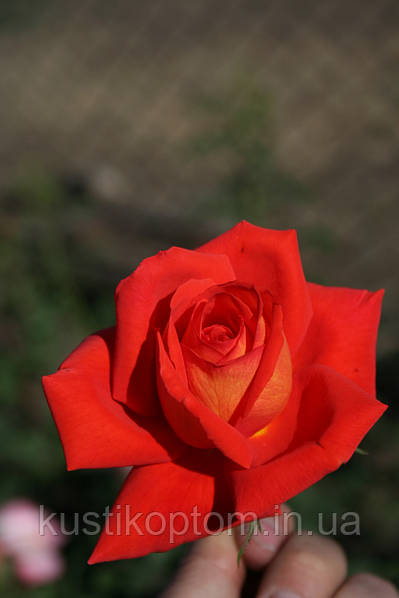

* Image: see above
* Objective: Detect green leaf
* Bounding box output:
[355,447,369,456]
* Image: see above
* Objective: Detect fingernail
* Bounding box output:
[247,517,282,553]
[266,591,300,598]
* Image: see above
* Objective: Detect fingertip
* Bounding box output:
[335,573,399,598]
[162,531,245,598]
[258,532,348,598]
[234,505,294,570]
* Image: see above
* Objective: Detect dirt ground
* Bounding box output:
[0,0,398,352]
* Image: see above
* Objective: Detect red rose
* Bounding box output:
[42,221,386,563]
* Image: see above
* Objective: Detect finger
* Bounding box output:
[160,530,245,598]
[234,504,295,570]
[334,573,398,598]
[257,532,347,598]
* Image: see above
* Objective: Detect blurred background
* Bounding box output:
[0,0,398,595]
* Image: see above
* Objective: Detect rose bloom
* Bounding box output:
[42,222,386,563]
[0,500,65,585]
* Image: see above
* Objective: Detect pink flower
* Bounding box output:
[0,499,65,586]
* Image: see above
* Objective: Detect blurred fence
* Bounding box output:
[1,0,398,351]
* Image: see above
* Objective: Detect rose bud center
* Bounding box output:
[164,282,293,439]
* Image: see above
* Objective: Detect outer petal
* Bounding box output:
[197,221,312,354]
[296,284,384,396]
[42,329,181,470]
[88,461,214,562]
[231,441,337,517]
[113,248,236,414]
[291,364,387,463]
[157,333,252,468]
[232,364,387,516]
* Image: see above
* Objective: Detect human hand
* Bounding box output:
[161,508,398,598]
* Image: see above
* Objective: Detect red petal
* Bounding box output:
[231,441,337,517]
[183,309,247,363]
[178,283,261,363]
[170,278,217,323]
[232,364,387,516]
[197,221,312,354]
[88,461,214,562]
[42,329,181,470]
[296,284,384,396]
[113,248,235,414]
[291,364,387,463]
[157,333,252,468]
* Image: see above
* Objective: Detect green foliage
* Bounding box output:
[237,519,263,565]
[0,172,187,597]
